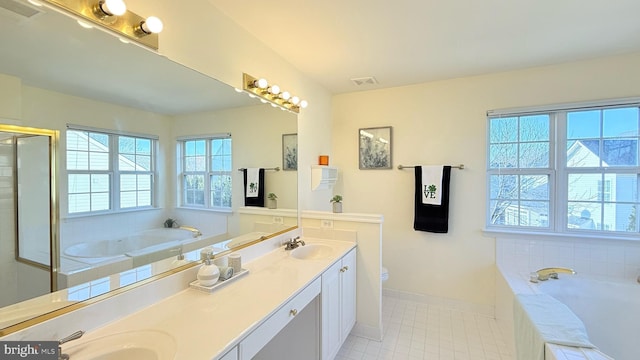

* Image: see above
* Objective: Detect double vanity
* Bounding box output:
[45,235,356,360]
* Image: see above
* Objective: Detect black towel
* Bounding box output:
[414,166,451,233]
[243,168,265,207]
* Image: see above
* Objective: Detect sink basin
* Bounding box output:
[290,244,334,260]
[62,330,176,360]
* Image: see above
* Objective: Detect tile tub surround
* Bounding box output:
[2,234,357,359]
[495,235,640,282]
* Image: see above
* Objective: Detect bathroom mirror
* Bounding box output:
[0,2,297,334]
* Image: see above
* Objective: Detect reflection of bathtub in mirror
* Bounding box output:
[64,228,197,258]
[59,228,228,287]
[64,228,194,258]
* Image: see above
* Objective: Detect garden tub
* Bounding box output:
[64,228,197,258]
[497,268,636,360]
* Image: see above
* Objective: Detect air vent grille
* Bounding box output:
[350,76,378,86]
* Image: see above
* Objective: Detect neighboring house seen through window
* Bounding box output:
[487,101,640,236]
[66,127,156,215]
[179,135,232,209]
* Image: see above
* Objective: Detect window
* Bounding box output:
[179,135,232,209]
[66,127,156,215]
[487,102,640,236]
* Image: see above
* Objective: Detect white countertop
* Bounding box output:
[61,238,356,360]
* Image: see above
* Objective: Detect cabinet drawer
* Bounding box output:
[240,277,321,360]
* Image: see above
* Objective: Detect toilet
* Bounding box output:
[381,266,389,282]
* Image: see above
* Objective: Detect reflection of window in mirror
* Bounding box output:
[178,135,232,209]
[66,127,157,215]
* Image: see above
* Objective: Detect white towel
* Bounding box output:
[245,168,260,198]
[421,166,444,205]
[514,294,595,360]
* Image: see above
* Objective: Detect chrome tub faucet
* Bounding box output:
[58,330,84,360]
[530,267,576,283]
[284,236,305,250]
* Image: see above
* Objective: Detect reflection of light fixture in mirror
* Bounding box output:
[77,20,94,29]
[38,0,162,50]
[243,73,307,113]
[93,0,127,19]
[134,16,164,36]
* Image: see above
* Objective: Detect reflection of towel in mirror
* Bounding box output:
[243,168,264,207]
[245,168,260,198]
[414,166,451,233]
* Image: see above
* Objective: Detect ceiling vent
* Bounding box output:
[0,0,42,19]
[350,76,378,86]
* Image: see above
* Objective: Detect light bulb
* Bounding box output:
[291,96,300,105]
[300,100,308,108]
[254,78,268,89]
[141,16,163,34]
[260,99,268,104]
[234,88,243,93]
[269,85,280,95]
[101,0,126,16]
[281,91,291,101]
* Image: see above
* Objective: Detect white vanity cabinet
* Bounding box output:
[321,248,357,360]
[239,277,321,360]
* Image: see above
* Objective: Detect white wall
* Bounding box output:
[171,105,298,237]
[331,52,640,308]
[126,0,334,211]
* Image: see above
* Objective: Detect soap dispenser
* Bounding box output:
[197,255,220,287]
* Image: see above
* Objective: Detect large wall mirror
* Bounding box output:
[0,1,297,334]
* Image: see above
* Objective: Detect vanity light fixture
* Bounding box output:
[243,73,308,113]
[93,0,127,19]
[134,16,164,36]
[37,0,163,49]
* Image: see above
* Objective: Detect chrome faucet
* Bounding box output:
[530,267,576,283]
[284,236,305,250]
[179,225,202,237]
[58,330,85,360]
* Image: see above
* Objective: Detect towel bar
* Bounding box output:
[397,164,464,170]
[238,167,280,171]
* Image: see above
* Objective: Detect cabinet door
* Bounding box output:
[340,249,357,338]
[321,260,343,360]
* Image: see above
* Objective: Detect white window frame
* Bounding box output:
[66,125,157,216]
[177,133,232,211]
[486,98,640,239]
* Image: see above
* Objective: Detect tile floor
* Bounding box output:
[336,296,513,360]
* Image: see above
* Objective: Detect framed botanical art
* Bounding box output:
[359,126,392,169]
[282,133,298,170]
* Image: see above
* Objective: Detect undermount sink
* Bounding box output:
[290,244,334,260]
[62,330,176,360]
